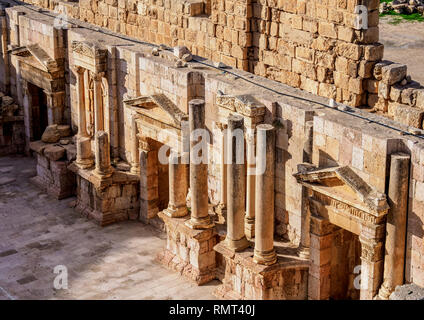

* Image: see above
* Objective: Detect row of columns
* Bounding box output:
[132,98,277,265]
[223,115,277,265]
[75,66,112,177]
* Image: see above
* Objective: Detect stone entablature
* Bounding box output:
[295,164,389,300]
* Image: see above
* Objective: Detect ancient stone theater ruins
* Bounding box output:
[1,0,424,300]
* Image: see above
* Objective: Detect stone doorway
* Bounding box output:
[27,82,48,141]
[330,227,361,300]
[295,165,389,300]
[124,94,189,224]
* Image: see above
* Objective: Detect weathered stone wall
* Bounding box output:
[1,2,424,292]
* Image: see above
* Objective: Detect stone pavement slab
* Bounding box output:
[0,155,219,300]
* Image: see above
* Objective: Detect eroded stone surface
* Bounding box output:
[0,156,218,300]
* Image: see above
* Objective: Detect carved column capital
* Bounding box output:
[73,65,85,74]
[92,72,105,81]
[137,134,151,152]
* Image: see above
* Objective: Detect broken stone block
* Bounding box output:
[214,61,228,68]
[381,63,407,85]
[393,104,424,128]
[41,125,61,143]
[401,88,418,106]
[416,89,424,109]
[175,60,187,68]
[173,46,191,59]
[57,125,71,138]
[182,53,193,62]
[152,47,160,56]
[44,145,66,161]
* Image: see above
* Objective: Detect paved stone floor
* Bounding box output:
[0,155,219,300]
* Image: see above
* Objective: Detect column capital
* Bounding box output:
[359,235,383,262]
[73,65,85,74]
[137,134,151,152]
[215,122,227,131]
[92,72,105,81]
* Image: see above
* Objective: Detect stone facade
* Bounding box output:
[1,0,424,300]
[0,93,25,156]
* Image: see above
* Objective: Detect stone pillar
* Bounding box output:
[359,224,385,300]
[139,138,160,223]
[214,123,227,222]
[76,67,88,137]
[75,67,94,169]
[245,129,256,239]
[130,118,140,174]
[224,114,249,251]
[308,214,333,300]
[44,90,64,126]
[21,80,32,154]
[94,131,113,178]
[93,73,104,133]
[378,153,410,299]
[253,124,277,265]
[164,151,189,218]
[185,99,214,229]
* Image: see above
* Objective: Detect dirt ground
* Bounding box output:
[379,17,424,85]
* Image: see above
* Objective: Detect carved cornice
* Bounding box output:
[71,41,107,59]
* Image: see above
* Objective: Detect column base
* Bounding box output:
[93,167,114,179]
[163,205,189,218]
[245,216,255,240]
[76,158,94,170]
[377,282,392,300]
[223,236,251,253]
[185,215,215,230]
[253,248,277,266]
[213,203,227,224]
[130,165,140,175]
[297,245,310,259]
[157,212,217,285]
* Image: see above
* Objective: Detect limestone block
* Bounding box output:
[44,145,66,161]
[381,64,407,85]
[41,125,61,143]
[393,104,424,129]
[174,46,191,59]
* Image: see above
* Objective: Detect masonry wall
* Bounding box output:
[1,2,424,289]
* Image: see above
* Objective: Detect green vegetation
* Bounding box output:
[379,1,424,24]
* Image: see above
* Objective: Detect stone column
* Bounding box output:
[93,72,104,133]
[76,67,87,137]
[21,80,32,154]
[44,90,64,126]
[94,131,113,178]
[308,214,333,300]
[185,99,214,229]
[359,224,385,300]
[130,118,140,174]
[139,137,160,223]
[224,114,250,251]
[245,129,256,239]
[253,124,277,265]
[378,153,410,299]
[214,123,227,222]
[164,151,189,218]
[75,67,94,169]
